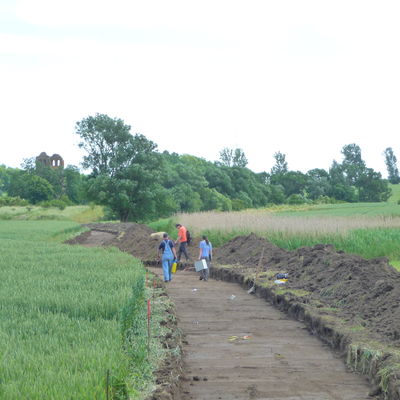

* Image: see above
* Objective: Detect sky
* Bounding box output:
[1,0,400,177]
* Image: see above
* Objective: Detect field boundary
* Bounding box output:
[144,269,184,400]
[210,265,400,400]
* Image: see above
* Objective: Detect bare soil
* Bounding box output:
[67,223,400,399]
[151,267,374,400]
[214,233,400,347]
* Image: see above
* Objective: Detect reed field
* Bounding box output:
[0,221,156,399]
[175,200,400,264]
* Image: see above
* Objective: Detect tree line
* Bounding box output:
[0,113,398,221]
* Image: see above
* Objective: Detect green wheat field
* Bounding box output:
[0,221,145,399]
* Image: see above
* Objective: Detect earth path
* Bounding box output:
[149,267,375,400]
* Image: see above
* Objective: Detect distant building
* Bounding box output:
[36,152,64,168]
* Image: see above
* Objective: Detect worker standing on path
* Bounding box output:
[175,223,190,262]
[198,235,212,281]
[158,233,177,282]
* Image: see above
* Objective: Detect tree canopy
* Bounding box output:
[1,114,395,221]
[384,147,400,184]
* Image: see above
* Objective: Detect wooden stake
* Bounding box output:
[147,299,151,355]
[106,369,110,400]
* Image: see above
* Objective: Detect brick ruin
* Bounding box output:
[36,152,64,168]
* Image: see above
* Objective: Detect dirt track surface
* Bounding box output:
[214,233,400,346]
[150,266,373,400]
[68,225,400,347]
[67,223,400,398]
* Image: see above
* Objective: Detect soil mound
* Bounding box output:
[213,232,289,266]
[215,233,400,346]
[67,223,160,260]
[68,224,400,347]
[67,223,200,261]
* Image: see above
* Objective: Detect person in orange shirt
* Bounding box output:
[175,223,190,262]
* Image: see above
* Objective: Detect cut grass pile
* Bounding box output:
[0,221,155,399]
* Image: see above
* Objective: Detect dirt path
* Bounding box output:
[150,267,375,400]
[68,226,381,399]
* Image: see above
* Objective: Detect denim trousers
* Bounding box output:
[162,255,173,281]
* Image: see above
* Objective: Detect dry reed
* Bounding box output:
[177,211,400,236]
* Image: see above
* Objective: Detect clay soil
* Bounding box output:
[67,223,400,399]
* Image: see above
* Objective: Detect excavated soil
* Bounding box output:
[67,223,400,399]
[67,225,400,348]
[214,233,400,347]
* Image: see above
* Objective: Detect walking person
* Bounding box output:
[158,233,177,282]
[198,235,212,281]
[175,223,190,262]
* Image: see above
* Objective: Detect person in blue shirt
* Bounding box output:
[198,235,212,281]
[158,233,177,282]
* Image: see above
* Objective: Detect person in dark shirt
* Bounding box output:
[175,223,189,262]
[158,233,177,282]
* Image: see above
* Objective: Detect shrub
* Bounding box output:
[313,195,341,205]
[0,196,29,207]
[232,199,248,211]
[38,198,70,210]
[287,194,306,205]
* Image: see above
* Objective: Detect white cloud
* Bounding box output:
[0,0,399,176]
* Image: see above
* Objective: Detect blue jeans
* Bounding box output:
[162,256,174,281]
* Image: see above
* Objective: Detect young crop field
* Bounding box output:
[0,221,156,399]
[0,204,104,223]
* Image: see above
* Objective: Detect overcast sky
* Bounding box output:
[1,0,399,177]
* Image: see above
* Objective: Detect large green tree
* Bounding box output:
[341,143,366,185]
[0,165,12,195]
[7,170,54,204]
[218,147,248,168]
[358,168,391,202]
[21,157,86,204]
[75,113,171,222]
[327,160,358,202]
[305,168,330,200]
[270,151,288,175]
[384,147,400,184]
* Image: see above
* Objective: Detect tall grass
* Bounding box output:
[276,202,400,217]
[0,221,149,399]
[179,211,400,235]
[202,227,400,261]
[178,210,400,262]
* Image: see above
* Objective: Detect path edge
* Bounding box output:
[144,264,185,400]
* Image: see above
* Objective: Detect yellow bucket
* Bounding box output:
[171,262,178,274]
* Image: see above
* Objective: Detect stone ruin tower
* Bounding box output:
[36,152,64,168]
